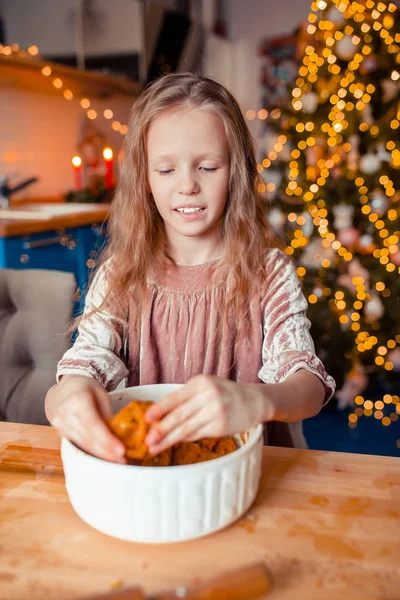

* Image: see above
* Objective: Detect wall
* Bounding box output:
[0,0,186,199]
[0,0,141,199]
[0,0,312,198]
[1,0,142,55]
[224,0,312,139]
[2,89,133,199]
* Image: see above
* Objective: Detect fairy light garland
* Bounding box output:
[255,0,400,435]
[262,5,387,264]
[349,392,400,429]
[284,0,399,272]
[0,43,129,136]
[253,108,290,179]
[354,176,398,273]
[253,4,400,438]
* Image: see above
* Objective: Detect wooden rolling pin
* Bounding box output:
[78,562,272,600]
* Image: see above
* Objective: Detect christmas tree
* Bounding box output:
[258,0,400,432]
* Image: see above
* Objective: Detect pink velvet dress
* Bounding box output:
[56,248,335,447]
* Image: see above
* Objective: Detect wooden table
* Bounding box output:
[1,423,399,600]
[0,204,110,237]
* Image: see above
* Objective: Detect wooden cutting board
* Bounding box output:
[1,422,400,600]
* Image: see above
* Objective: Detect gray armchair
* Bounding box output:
[0,269,76,424]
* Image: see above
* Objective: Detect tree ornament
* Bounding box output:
[348,257,370,282]
[312,284,324,299]
[305,146,318,167]
[262,169,282,190]
[330,165,343,180]
[391,249,400,267]
[361,103,374,126]
[381,78,399,103]
[306,141,324,166]
[301,237,335,268]
[387,347,400,372]
[370,189,389,216]
[263,130,279,154]
[347,134,360,170]
[376,144,391,162]
[335,35,357,60]
[301,211,314,237]
[333,205,354,230]
[337,227,360,247]
[279,140,292,162]
[302,92,319,114]
[359,153,381,175]
[268,207,286,229]
[337,274,354,294]
[364,294,385,322]
[358,234,375,254]
[337,258,370,294]
[336,363,368,410]
[326,5,345,25]
[359,55,378,75]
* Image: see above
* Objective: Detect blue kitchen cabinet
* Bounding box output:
[0,222,107,310]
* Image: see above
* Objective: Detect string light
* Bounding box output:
[0,43,130,136]
[276,0,400,435]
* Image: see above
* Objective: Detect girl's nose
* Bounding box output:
[179,174,199,196]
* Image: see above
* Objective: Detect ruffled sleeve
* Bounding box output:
[258,249,336,404]
[56,263,129,391]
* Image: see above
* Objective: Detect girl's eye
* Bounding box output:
[158,167,217,174]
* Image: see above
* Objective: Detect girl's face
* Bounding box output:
[147,107,230,247]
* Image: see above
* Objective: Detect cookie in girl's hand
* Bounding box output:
[108,400,153,460]
[108,399,238,467]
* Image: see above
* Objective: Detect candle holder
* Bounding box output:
[65,179,114,204]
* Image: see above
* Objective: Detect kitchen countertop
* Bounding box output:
[1,422,399,600]
[0,203,110,237]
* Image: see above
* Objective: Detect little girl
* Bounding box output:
[45,73,335,463]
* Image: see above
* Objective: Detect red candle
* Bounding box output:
[103,147,114,189]
[72,155,82,191]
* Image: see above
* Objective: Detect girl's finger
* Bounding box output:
[72,398,126,460]
[68,411,125,462]
[148,409,211,455]
[95,389,114,420]
[144,385,191,423]
[184,424,219,442]
[56,412,126,463]
[90,438,127,464]
[145,394,202,446]
[181,402,230,440]
[70,429,127,463]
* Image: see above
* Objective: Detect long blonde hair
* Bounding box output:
[87,73,275,341]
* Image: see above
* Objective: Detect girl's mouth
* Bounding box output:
[175,207,205,213]
[174,206,206,220]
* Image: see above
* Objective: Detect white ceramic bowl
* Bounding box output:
[61,384,263,544]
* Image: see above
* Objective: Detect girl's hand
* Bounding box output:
[45,375,126,463]
[144,375,265,455]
